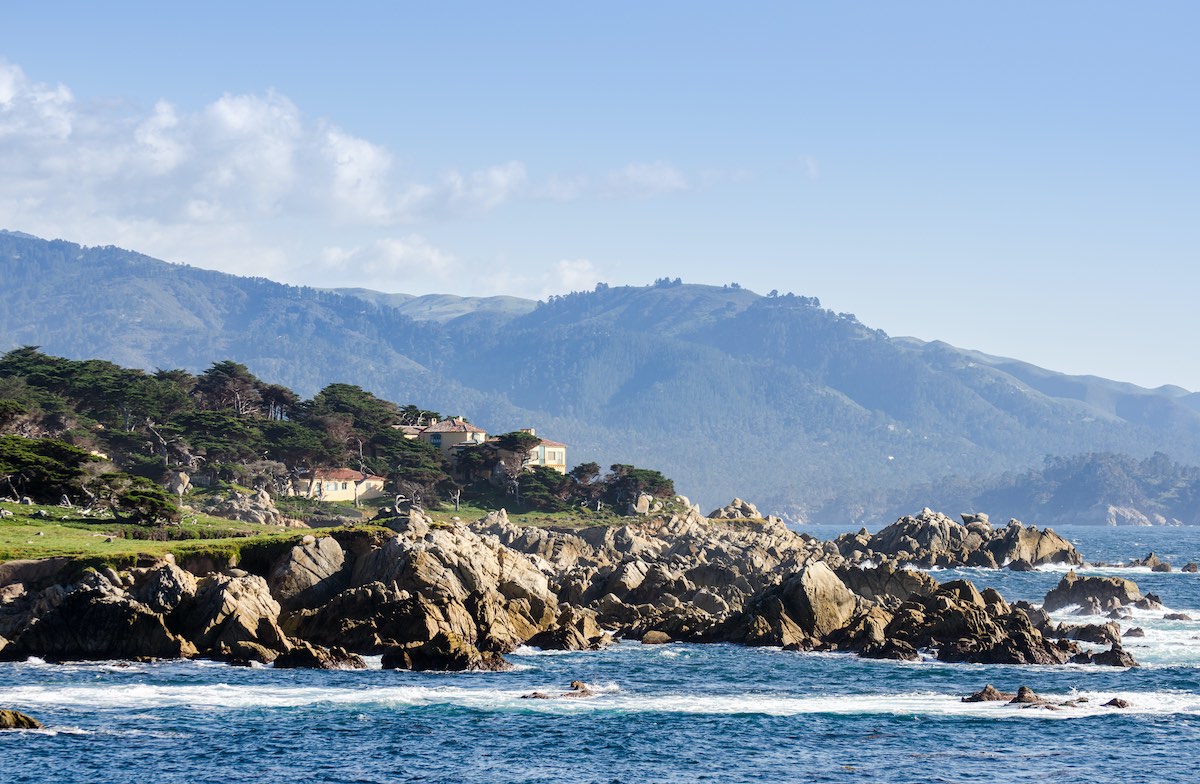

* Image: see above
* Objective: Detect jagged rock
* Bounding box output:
[1182,562,1199,573]
[1164,613,1193,621]
[216,640,280,665]
[0,709,42,729]
[708,498,761,520]
[832,605,893,649]
[836,563,937,607]
[1010,686,1040,704]
[273,642,366,670]
[1152,563,1173,573]
[858,638,919,661]
[881,582,1079,665]
[526,606,611,651]
[197,489,286,525]
[835,509,1080,569]
[177,574,290,655]
[268,536,347,610]
[1042,571,1142,613]
[1057,622,1121,645]
[960,513,990,525]
[1104,698,1131,708]
[641,630,672,644]
[1133,593,1165,611]
[1079,644,1138,667]
[963,684,1013,702]
[1131,552,1165,569]
[1123,626,1145,637]
[132,562,198,614]
[0,588,196,661]
[381,631,512,672]
[631,493,653,515]
[1007,558,1036,572]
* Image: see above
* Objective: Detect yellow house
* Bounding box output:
[529,435,568,473]
[295,468,387,503]
[419,417,488,459]
[490,428,568,474]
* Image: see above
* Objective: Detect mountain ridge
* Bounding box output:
[3,230,1198,520]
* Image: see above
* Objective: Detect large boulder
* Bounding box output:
[526,605,611,651]
[836,563,938,607]
[273,641,367,670]
[1042,571,1143,613]
[132,562,198,614]
[381,631,511,672]
[730,562,858,648]
[176,574,290,655]
[268,536,347,610]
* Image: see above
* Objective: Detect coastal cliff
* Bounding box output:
[0,506,1135,670]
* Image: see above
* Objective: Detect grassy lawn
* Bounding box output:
[0,501,383,566]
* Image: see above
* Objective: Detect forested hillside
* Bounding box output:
[4,230,1200,520]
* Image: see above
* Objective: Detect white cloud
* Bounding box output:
[309,235,457,290]
[442,161,527,213]
[0,58,686,298]
[545,258,605,296]
[0,57,525,271]
[606,161,687,197]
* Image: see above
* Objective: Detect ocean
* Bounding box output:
[2,525,1198,783]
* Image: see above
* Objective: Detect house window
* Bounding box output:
[341,482,348,490]
[430,434,442,447]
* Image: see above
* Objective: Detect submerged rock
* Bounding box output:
[963,684,1014,702]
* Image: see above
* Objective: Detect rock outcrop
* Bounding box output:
[0,709,42,729]
[1042,571,1143,613]
[196,489,291,526]
[0,504,1138,672]
[835,509,1081,568]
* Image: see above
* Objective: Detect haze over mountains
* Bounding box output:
[3,229,1200,522]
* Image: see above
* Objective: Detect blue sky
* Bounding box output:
[2,2,1197,389]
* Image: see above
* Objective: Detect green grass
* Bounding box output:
[424,491,684,530]
[0,501,390,568]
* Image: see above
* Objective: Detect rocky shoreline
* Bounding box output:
[0,504,1147,671]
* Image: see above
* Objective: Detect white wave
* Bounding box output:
[2,680,1193,719]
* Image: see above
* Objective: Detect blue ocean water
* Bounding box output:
[2,526,1199,784]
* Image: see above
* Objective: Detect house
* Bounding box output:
[294,468,387,503]
[489,428,568,475]
[418,417,488,459]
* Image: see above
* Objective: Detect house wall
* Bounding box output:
[296,478,387,502]
[421,429,487,459]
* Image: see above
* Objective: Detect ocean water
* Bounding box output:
[2,526,1199,783]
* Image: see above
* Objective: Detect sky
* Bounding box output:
[1,2,1197,389]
